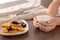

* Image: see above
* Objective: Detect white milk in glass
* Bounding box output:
[37,15,51,22]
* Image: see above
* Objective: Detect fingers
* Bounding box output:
[39,24,45,31]
[38,23,53,32]
[33,17,39,28]
[33,21,39,27]
[33,17,38,23]
[39,24,56,32]
[48,21,57,26]
[48,17,56,23]
[48,17,57,26]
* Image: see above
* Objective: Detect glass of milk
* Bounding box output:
[37,14,51,23]
[37,14,55,32]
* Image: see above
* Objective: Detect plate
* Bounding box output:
[0,19,29,36]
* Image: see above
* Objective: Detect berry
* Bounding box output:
[7,26,12,31]
[20,22,26,27]
[12,21,19,24]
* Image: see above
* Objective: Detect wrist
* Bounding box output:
[56,17,60,25]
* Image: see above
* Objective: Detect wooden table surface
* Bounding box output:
[0,20,60,40]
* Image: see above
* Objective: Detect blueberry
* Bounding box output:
[12,21,19,24]
[7,26,12,31]
[20,22,26,27]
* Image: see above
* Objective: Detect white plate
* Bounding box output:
[0,19,29,36]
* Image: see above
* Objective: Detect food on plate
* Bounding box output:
[1,21,26,33]
[12,21,19,24]
[20,22,26,28]
[2,28,8,33]
[7,26,12,31]
[1,21,11,27]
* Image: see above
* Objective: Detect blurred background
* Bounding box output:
[41,0,52,8]
[0,0,52,8]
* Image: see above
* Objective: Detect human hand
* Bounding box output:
[33,17,39,28]
[33,16,57,32]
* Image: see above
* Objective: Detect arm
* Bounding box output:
[47,0,59,16]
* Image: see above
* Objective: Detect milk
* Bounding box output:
[37,15,51,22]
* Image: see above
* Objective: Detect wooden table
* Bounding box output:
[0,20,60,40]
